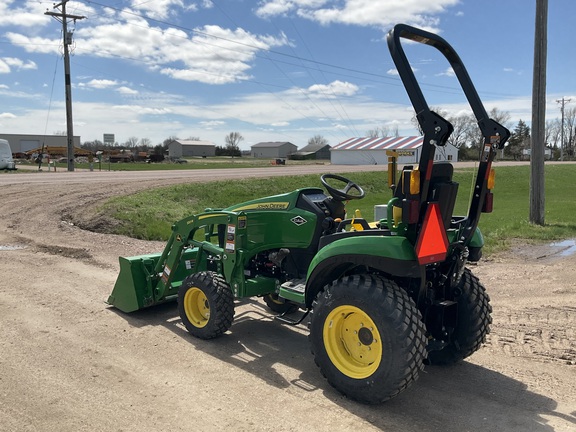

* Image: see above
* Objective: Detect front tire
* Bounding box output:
[309,274,427,404]
[178,271,234,340]
[263,293,299,314]
[427,268,492,365]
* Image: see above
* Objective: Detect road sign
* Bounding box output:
[103,134,115,144]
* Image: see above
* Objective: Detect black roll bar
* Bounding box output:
[386,24,511,246]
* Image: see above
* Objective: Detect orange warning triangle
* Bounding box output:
[415,202,449,265]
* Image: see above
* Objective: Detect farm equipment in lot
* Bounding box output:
[108,24,510,404]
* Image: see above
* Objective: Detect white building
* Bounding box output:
[330,136,458,165]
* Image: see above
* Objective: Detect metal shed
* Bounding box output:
[290,143,331,160]
[168,140,216,158]
[330,136,458,165]
[250,141,297,158]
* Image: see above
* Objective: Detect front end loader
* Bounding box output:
[108,24,510,404]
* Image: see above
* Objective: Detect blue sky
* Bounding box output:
[0,0,574,150]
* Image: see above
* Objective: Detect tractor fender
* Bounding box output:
[304,235,422,307]
[469,227,484,248]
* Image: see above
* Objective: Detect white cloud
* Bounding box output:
[257,0,459,30]
[0,112,16,119]
[80,79,119,89]
[200,120,226,128]
[130,0,193,20]
[117,86,139,95]
[387,66,418,76]
[0,1,51,28]
[436,67,455,77]
[308,80,359,97]
[0,57,37,73]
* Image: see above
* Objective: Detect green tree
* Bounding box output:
[507,119,530,160]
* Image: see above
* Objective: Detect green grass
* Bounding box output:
[100,164,576,254]
[53,157,325,171]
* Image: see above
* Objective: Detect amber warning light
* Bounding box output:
[415,203,449,265]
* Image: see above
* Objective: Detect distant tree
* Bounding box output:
[463,107,511,155]
[81,140,103,152]
[446,113,473,149]
[564,106,576,158]
[308,135,329,146]
[545,119,561,148]
[366,126,390,138]
[139,138,152,149]
[185,136,201,141]
[507,119,530,160]
[163,136,179,146]
[125,136,139,148]
[224,132,243,157]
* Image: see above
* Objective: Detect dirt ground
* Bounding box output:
[0,167,575,432]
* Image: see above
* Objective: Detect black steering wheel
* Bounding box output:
[320,173,365,201]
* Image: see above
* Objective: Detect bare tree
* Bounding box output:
[446,113,474,149]
[545,118,561,149]
[564,106,576,158]
[139,137,151,148]
[225,132,243,157]
[366,126,390,138]
[163,136,179,146]
[125,136,139,148]
[308,135,329,146]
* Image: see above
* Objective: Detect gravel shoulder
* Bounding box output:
[0,167,575,432]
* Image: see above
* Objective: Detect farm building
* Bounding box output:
[290,143,331,160]
[251,141,297,159]
[0,133,81,156]
[330,136,458,165]
[168,140,216,158]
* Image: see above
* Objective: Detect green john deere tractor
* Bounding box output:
[108,24,510,404]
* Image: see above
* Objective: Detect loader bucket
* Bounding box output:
[107,253,163,313]
[107,248,200,313]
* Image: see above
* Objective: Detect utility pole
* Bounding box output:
[556,97,571,161]
[530,0,547,226]
[45,1,85,172]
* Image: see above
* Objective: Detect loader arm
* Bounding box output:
[108,210,247,312]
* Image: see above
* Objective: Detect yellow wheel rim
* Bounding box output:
[323,305,382,379]
[183,287,210,328]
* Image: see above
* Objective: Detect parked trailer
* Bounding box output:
[0,139,16,170]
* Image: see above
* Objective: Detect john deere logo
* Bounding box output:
[291,216,307,226]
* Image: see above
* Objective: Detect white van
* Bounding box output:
[0,139,16,170]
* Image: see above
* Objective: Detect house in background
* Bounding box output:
[168,139,216,158]
[290,143,331,160]
[330,136,458,165]
[250,141,297,159]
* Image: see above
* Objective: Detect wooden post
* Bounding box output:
[530,0,548,225]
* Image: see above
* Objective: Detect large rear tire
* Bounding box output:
[178,271,234,340]
[309,274,427,404]
[427,268,492,365]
